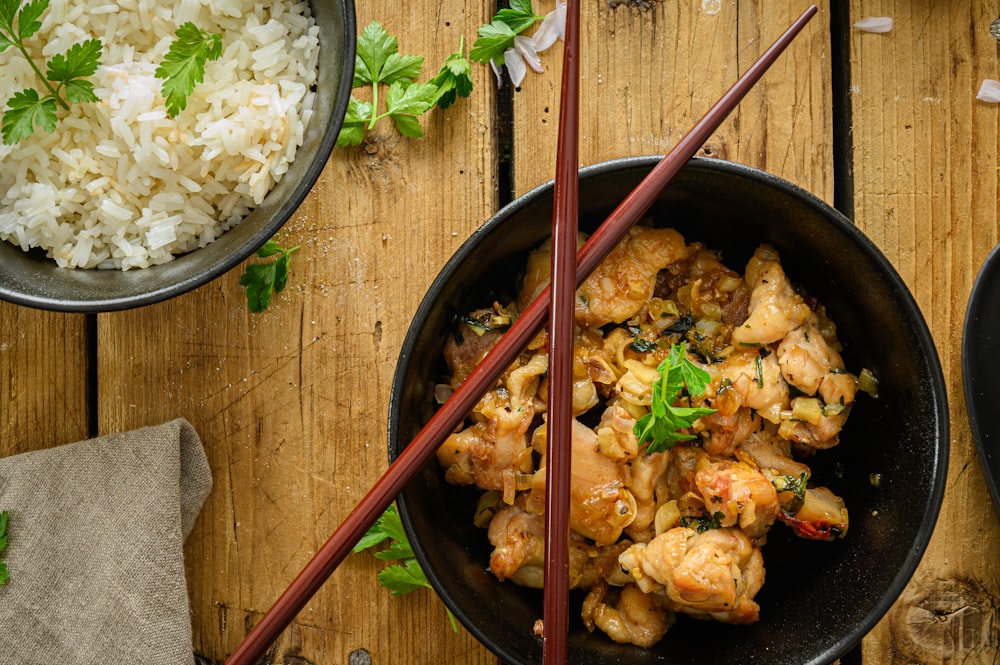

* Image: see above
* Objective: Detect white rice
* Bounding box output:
[0,0,319,269]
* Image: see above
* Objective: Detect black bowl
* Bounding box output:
[388,156,948,665]
[0,0,356,312]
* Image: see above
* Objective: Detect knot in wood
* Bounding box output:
[889,577,1000,661]
[700,142,728,160]
[349,649,373,665]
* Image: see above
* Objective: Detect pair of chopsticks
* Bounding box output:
[225,5,818,664]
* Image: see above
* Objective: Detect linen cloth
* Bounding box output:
[0,418,212,665]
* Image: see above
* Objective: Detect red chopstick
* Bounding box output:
[542,0,581,660]
[224,6,817,664]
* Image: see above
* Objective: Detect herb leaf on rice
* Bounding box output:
[155,22,223,118]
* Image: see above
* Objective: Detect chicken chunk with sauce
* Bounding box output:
[619,526,764,624]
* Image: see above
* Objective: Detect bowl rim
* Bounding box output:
[0,0,357,313]
[389,155,950,665]
[962,241,1000,518]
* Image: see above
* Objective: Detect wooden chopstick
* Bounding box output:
[542,0,581,660]
[224,6,817,664]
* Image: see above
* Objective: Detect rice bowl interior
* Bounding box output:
[0,0,353,311]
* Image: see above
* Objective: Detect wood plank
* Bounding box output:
[512,1,833,200]
[848,2,1000,662]
[95,1,499,661]
[0,305,89,454]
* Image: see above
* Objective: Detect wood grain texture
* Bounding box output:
[848,2,1000,662]
[0,305,88,454]
[511,1,833,199]
[95,1,498,661]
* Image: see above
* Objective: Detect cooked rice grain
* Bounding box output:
[0,0,319,269]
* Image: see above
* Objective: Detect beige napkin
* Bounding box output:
[0,418,212,665]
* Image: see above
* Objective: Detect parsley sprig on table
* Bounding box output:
[634,342,717,453]
[354,505,459,633]
[239,240,299,313]
[0,0,102,144]
[155,22,223,118]
[428,36,473,110]
[337,20,472,146]
[0,510,10,586]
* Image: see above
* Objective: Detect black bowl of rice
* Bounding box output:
[0,0,354,312]
[388,156,948,665]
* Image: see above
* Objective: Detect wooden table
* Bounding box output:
[4,1,1000,662]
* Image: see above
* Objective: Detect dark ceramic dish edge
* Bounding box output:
[389,156,949,665]
[0,0,356,313]
[962,242,1000,518]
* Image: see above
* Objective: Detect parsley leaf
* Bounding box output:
[495,0,544,34]
[155,21,223,117]
[428,37,473,110]
[469,21,517,65]
[0,0,103,144]
[238,240,299,313]
[355,505,459,633]
[469,0,544,65]
[336,98,371,146]
[634,342,717,453]
[385,80,438,137]
[338,21,471,146]
[46,38,102,101]
[1,88,56,144]
[0,510,10,586]
[354,20,405,86]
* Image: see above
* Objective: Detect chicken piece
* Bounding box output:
[619,526,764,624]
[442,326,503,387]
[778,407,851,450]
[575,226,690,327]
[697,406,762,457]
[487,503,631,588]
[738,426,811,480]
[487,503,545,583]
[712,347,790,424]
[625,450,672,541]
[582,581,674,648]
[661,444,704,502]
[507,351,549,407]
[731,245,814,347]
[594,403,641,461]
[777,324,858,406]
[693,458,780,542]
[527,418,637,545]
[516,233,589,310]
[778,485,849,541]
[436,390,534,496]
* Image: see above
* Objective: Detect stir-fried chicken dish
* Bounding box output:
[435,225,865,647]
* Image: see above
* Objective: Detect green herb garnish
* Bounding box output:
[0,0,102,144]
[468,0,543,65]
[772,472,808,514]
[633,342,717,453]
[338,21,471,146]
[154,21,223,117]
[355,505,458,633]
[0,510,10,585]
[239,240,299,313]
[679,511,724,533]
[628,337,659,353]
[428,36,473,110]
